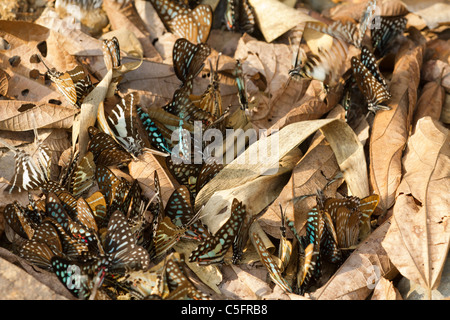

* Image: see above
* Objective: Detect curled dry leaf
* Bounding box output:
[261,106,346,237]
[196,118,368,211]
[76,69,113,158]
[0,68,9,97]
[381,117,450,297]
[369,31,426,213]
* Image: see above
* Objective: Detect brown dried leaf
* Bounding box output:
[371,277,403,300]
[248,0,317,43]
[103,0,162,62]
[369,31,426,213]
[0,68,9,97]
[402,0,450,29]
[234,34,298,125]
[413,80,445,128]
[0,101,78,131]
[128,152,176,205]
[312,219,397,300]
[262,107,349,235]
[381,117,450,296]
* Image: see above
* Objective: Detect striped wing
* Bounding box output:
[252,232,293,293]
[189,198,246,265]
[351,56,391,112]
[107,93,145,157]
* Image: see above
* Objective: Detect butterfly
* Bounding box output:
[163,80,215,126]
[3,202,39,239]
[95,165,131,218]
[3,138,52,193]
[172,38,211,84]
[233,59,249,110]
[103,210,150,273]
[149,0,212,44]
[102,36,121,71]
[18,220,63,270]
[277,204,292,272]
[51,256,109,299]
[19,240,58,270]
[44,217,90,257]
[137,106,172,154]
[164,185,210,241]
[106,92,146,157]
[85,191,108,229]
[189,198,247,265]
[252,232,293,293]
[322,193,379,248]
[151,216,189,259]
[224,0,256,34]
[351,47,391,112]
[231,208,258,264]
[41,58,93,107]
[289,36,349,89]
[87,126,132,166]
[192,55,223,120]
[70,152,96,197]
[46,192,101,254]
[165,255,210,300]
[372,16,407,57]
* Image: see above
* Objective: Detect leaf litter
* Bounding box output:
[0,0,448,301]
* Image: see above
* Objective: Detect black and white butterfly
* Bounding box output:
[224,0,256,34]
[289,37,349,89]
[351,46,391,112]
[372,16,407,57]
[106,92,145,158]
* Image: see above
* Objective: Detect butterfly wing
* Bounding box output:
[104,210,150,272]
[107,93,145,157]
[189,198,246,265]
[252,232,293,293]
[351,56,391,111]
[102,36,121,70]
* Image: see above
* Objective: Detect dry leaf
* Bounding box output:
[248,0,317,43]
[0,101,78,131]
[369,31,426,213]
[413,80,445,127]
[128,152,176,205]
[371,277,403,300]
[402,0,450,29]
[261,106,346,237]
[103,0,162,62]
[381,117,450,298]
[312,218,397,300]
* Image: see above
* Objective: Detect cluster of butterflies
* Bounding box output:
[0,32,257,299]
[289,0,407,115]
[1,0,395,298]
[252,191,380,295]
